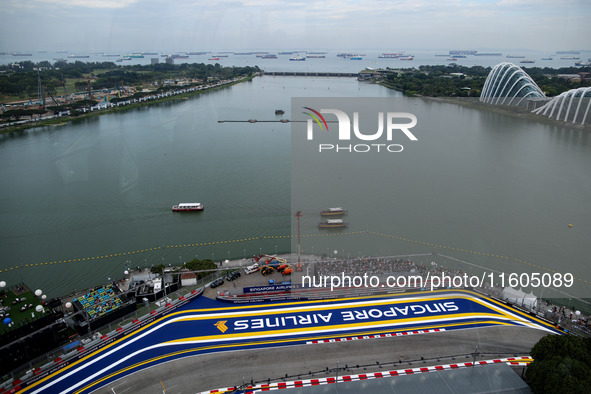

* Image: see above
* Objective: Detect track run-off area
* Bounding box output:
[20,289,560,394]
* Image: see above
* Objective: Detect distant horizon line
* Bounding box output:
[2,48,589,54]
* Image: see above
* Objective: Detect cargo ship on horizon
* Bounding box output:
[378,53,404,58]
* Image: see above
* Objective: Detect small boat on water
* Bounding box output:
[318,219,347,228]
[379,53,404,58]
[320,207,347,216]
[172,203,204,212]
[289,55,305,61]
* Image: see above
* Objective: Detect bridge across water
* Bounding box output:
[263,71,360,77]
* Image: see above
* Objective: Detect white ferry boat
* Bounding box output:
[172,203,204,212]
[318,219,348,228]
[320,207,348,216]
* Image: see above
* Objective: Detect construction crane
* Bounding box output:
[61,74,67,95]
[44,85,60,107]
[37,69,45,108]
[263,254,288,264]
[253,254,288,265]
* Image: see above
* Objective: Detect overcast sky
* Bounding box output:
[1,0,589,53]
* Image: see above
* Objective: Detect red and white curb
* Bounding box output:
[306,328,445,344]
[197,356,532,393]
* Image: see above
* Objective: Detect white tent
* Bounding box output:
[501,286,538,310]
[523,291,538,310]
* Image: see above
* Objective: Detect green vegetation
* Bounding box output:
[0,289,44,335]
[148,258,217,277]
[522,66,591,96]
[0,108,46,121]
[380,64,591,97]
[0,60,260,101]
[149,264,167,275]
[526,334,591,393]
[0,60,258,134]
[184,259,217,279]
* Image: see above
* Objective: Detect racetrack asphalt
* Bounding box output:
[17,288,558,394]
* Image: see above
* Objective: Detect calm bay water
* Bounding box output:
[0,77,398,296]
[291,97,591,302]
[0,76,590,301]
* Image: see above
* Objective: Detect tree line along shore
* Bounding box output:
[0,61,590,133]
[0,60,260,133]
[376,64,590,97]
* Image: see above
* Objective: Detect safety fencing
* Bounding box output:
[0,288,204,394]
[197,356,533,394]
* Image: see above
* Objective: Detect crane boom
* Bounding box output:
[44,85,60,107]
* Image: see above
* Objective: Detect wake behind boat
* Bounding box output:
[172,203,204,212]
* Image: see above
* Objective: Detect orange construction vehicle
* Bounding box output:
[261,266,274,276]
[282,267,293,276]
[258,254,289,265]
